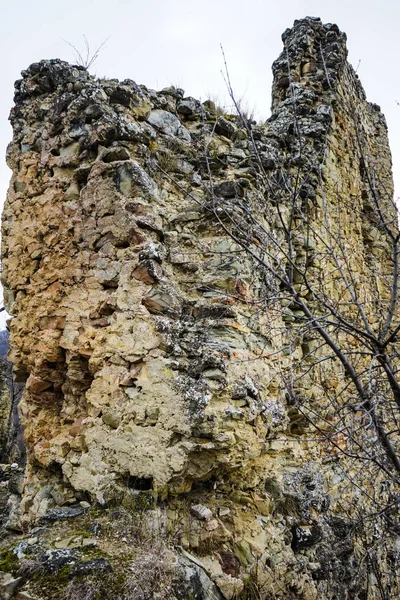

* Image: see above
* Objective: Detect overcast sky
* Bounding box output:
[0,0,399,328]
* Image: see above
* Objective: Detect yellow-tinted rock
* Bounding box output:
[1,16,399,600]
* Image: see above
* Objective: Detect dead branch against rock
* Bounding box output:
[152,31,400,600]
[194,34,400,598]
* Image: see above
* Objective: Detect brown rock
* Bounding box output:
[69,418,84,437]
[132,260,163,284]
[26,375,52,394]
[142,284,181,316]
[217,550,240,577]
[38,316,66,330]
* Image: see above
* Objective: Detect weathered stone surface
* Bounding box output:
[1,16,399,600]
[190,504,213,521]
[69,557,111,577]
[176,552,223,600]
[38,505,87,525]
[1,573,23,600]
[215,116,236,138]
[148,109,191,141]
[215,574,244,599]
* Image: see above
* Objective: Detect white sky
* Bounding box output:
[0,0,399,328]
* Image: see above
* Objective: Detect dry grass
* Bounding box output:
[61,507,176,600]
[122,540,175,600]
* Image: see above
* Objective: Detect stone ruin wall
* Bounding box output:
[1,17,397,600]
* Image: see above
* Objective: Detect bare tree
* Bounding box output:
[214,46,400,474]
[155,33,400,598]
[209,45,400,596]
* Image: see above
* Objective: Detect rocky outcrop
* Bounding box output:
[1,16,399,600]
[2,51,285,512]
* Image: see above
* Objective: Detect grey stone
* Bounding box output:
[202,368,226,382]
[39,505,87,525]
[316,104,333,122]
[9,468,24,495]
[175,552,223,600]
[161,86,185,99]
[231,382,247,400]
[291,523,323,551]
[191,173,202,186]
[213,180,244,199]
[244,376,258,398]
[5,493,22,531]
[148,109,191,141]
[115,160,157,197]
[101,146,130,163]
[190,504,213,521]
[139,242,164,263]
[224,406,244,420]
[14,541,28,559]
[87,521,102,535]
[69,558,111,578]
[1,574,23,600]
[39,548,76,573]
[68,124,88,138]
[175,158,194,175]
[215,116,236,138]
[177,99,198,116]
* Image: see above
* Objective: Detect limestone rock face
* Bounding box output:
[2,60,282,510]
[2,17,399,599]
